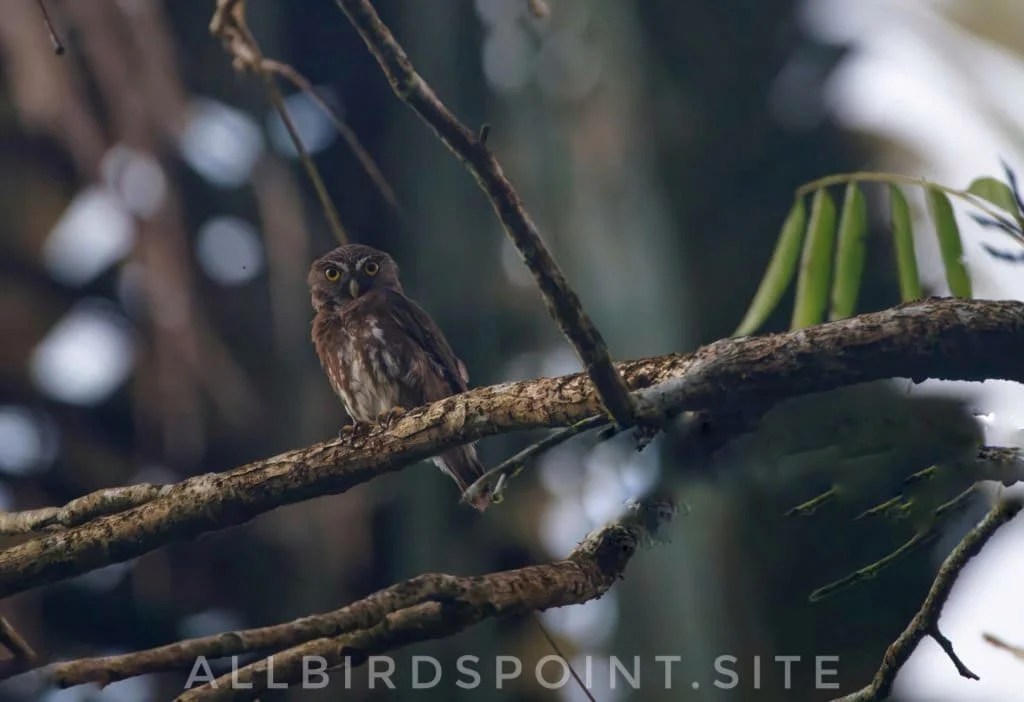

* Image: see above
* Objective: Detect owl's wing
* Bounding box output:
[381,289,470,395]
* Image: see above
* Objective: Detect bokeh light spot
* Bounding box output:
[195,216,265,286]
[179,98,264,189]
[30,300,136,406]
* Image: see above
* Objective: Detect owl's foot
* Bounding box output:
[337,423,358,439]
[377,406,407,430]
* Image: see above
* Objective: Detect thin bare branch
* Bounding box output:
[210,1,349,244]
[333,0,638,428]
[1,298,1023,602]
[0,617,37,679]
[260,59,406,221]
[34,0,64,54]
[463,414,609,505]
[833,494,1024,702]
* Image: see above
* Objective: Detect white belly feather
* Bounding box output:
[333,322,402,422]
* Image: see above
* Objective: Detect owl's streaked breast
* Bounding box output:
[329,317,403,422]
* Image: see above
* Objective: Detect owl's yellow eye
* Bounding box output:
[363,261,380,276]
[324,266,341,281]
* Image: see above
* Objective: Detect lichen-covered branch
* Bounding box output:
[0,485,169,535]
[47,499,675,699]
[1,298,1024,603]
[331,0,638,427]
[833,494,1024,702]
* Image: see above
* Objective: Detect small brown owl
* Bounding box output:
[308,243,490,510]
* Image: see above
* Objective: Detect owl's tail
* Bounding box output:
[434,444,491,511]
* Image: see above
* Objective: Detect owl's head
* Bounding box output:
[308,244,402,310]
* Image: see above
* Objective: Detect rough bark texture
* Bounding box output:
[48,500,673,699]
[1,297,1022,601]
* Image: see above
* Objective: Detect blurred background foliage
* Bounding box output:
[1,1,1023,701]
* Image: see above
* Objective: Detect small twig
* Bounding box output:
[833,495,1024,701]
[334,0,638,429]
[929,626,978,681]
[260,59,406,222]
[210,1,349,245]
[462,414,608,505]
[810,484,980,602]
[982,632,1024,661]
[534,616,595,702]
[0,484,168,535]
[0,617,37,679]
[35,0,64,55]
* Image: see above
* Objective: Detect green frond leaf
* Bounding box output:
[791,189,837,329]
[892,185,925,300]
[733,197,807,336]
[967,176,1019,217]
[829,183,868,320]
[889,186,922,301]
[926,188,972,298]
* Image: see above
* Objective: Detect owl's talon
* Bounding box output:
[377,406,407,430]
[338,424,357,439]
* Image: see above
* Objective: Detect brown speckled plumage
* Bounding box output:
[308,244,489,510]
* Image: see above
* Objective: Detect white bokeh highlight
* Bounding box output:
[43,187,135,287]
[195,216,265,286]
[0,405,58,477]
[101,144,168,218]
[30,300,136,406]
[179,98,264,188]
[266,89,339,158]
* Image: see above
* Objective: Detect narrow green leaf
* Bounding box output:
[732,197,807,336]
[791,189,837,329]
[926,188,972,298]
[967,176,1019,216]
[889,186,922,302]
[829,183,868,320]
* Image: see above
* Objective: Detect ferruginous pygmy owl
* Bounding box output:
[308,243,490,510]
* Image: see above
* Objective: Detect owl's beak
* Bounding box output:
[348,278,362,299]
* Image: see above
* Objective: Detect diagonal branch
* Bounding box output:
[832,494,1024,702]
[1,298,1024,602]
[177,498,674,701]
[48,498,675,696]
[210,0,349,245]
[0,617,37,679]
[332,0,638,427]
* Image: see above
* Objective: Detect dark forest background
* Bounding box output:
[0,1,997,701]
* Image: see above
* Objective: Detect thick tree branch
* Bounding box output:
[46,499,675,697]
[0,485,168,535]
[332,0,638,427]
[833,494,1024,702]
[1,298,1023,602]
